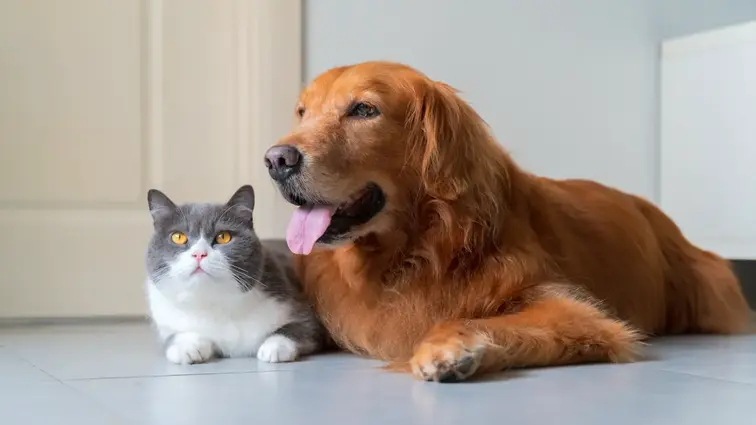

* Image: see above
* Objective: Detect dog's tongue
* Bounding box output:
[286,206,335,255]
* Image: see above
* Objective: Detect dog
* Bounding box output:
[264,61,750,382]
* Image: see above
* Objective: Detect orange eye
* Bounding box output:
[215,231,231,245]
[170,232,187,245]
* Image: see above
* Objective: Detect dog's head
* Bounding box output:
[266,61,502,255]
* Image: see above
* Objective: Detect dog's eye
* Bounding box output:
[347,102,380,119]
[296,106,305,118]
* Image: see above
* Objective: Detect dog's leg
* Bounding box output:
[408,293,643,382]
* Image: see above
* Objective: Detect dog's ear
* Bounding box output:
[409,81,483,201]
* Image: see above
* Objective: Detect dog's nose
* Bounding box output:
[264,145,302,181]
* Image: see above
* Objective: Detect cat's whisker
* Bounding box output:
[199,261,254,287]
[234,272,266,288]
[242,274,267,288]
[233,275,254,291]
[223,263,255,278]
[222,264,266,288]
[227,265,255,280]
[204,261,233,274]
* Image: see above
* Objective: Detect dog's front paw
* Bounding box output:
[257,334,299,363]
[410,323,487,383]
[165,333,215,365]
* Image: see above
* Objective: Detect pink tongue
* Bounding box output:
[286,206,335,255]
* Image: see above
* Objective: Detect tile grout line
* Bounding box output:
[1,345,62,383]
[63,368,295,382]
[656,367,756,387]
[58,362,385,383]
[58,379,140,425]
[1,343,139,424]
[2,354,137,423]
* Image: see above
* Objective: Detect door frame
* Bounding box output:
[0,0,302,319]
[146,0,301,239]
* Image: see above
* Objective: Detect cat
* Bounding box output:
[144,185,325,364]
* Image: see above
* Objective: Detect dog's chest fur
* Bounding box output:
[297,252,460,361]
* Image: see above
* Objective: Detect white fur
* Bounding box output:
[165,332,214,364]
[147,238,298,363]
[256,334,299,363]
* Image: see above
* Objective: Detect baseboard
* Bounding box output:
[732,260,756,308]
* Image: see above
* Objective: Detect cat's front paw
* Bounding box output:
[165,333,215,365]
[257,334,299,363]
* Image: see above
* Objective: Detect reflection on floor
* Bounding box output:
[1,322,755,425]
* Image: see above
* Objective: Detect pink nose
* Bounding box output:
[192,252,207,262]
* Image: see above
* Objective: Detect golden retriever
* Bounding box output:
[264,61,750,382]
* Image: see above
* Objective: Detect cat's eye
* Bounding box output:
[170,231,187,245]
[215,231,232,245]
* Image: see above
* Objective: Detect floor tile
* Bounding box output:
[0,348,55,385]
[657,351,756,384]
[0,381,130,425]
[3,323,756,425]
[68,364,756,425]
[633,335,756,384]
[660,360,756,385]
[0,323,380,380]
[651,334,756,356]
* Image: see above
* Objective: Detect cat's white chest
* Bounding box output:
[146,279,293,358]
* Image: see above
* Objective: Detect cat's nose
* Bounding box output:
[192,252,207,261]
[264,145,302,182]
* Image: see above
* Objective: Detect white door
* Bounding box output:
[0,0,300,319]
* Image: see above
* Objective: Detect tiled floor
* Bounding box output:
[1,322,755,425]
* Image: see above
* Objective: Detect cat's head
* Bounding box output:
[145,185,262,291]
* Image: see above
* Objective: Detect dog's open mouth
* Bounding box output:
[285,183,385,255]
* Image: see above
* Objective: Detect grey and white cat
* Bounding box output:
[144,185,324,364]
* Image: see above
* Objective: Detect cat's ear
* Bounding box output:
[147,189,177,222]
[226,185,255,222]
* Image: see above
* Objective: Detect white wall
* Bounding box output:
[304,0,658,199]
[655,0,756,39]
[304,0,756,203]
[660,22,756,259]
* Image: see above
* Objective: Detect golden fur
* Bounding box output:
[273,61,750,382]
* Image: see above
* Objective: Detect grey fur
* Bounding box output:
[145,185,326,354]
